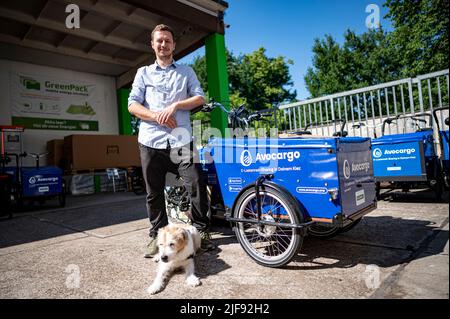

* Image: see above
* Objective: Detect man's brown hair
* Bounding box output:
[151,24,175,42]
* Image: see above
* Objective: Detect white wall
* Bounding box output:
[0,59,119,166]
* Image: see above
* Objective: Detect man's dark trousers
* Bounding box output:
[139,142,210,238]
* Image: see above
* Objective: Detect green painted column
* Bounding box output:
[117,88,132,135]
[205,33,230,137]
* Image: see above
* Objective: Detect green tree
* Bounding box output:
[304,29,401,97]
[384,0,449,77]
[304,35,346,97]
[304,0,449,98]
[190,48,297,111]
[190,51,237,124]
[234,48,296,110]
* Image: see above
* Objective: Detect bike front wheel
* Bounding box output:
[233,185,304,267]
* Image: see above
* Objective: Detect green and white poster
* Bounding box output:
[11,73,100,131]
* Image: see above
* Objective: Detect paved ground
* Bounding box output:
[0,189,448,300]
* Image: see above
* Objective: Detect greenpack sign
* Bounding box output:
[11,73,99,131]
[44,81,89,94]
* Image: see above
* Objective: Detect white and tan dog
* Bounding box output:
[147,223,201,294]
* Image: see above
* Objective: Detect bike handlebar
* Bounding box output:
[432,106,449,131]
[381,113,432,136]
[200,100,274,130]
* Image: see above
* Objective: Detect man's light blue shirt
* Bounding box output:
[128,60,205,149]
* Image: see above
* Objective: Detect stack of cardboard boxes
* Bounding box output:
[47,134,141,195]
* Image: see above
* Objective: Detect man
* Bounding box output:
[128,24,215,258]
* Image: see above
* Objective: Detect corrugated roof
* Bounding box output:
[0,0,228,88]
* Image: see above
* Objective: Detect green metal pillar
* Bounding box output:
[117,88,132,135]
[205,33,230,136]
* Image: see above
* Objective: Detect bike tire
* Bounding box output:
[308,224,340,239]
[233,184,304,268]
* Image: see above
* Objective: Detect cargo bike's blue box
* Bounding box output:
[206,136,377,267]
[371,112,445,199]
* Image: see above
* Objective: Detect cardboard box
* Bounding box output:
[46,139,64,168]
[64,134,141,171]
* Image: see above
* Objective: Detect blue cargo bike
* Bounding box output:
[166,102,377,267]
[0,125,65,218]
[371,113,444,199]
[432,106,449,188]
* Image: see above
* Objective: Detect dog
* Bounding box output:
[147,223,201,294]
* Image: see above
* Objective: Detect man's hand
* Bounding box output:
[156,103,178,127]
[163,116,177,129]
[128,102,177,128]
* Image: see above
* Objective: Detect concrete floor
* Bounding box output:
[0,189,448,300]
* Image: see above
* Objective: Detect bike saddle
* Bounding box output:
[333,131,348,137]
[415,127,432,132]
[293,130,312,135]
[385,119,395,124]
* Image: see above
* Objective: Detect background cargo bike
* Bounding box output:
[0,125,65,219]
[165,101,377,267]
[371,111,447,199]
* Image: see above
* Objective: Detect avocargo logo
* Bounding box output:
[343,160,371,179]
[383,148,416,155]
[373,148,383,158]
[240,150,300,167]
[28,176,59,184]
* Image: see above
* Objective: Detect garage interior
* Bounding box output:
[0,0,230,198]
[0,0,230,134]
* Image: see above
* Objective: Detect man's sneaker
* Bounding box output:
[199,230,216,251]
[144,237,158,258]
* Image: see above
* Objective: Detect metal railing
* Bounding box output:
[277,69,449,138]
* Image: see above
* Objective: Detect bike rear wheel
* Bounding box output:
[308,224,340,239]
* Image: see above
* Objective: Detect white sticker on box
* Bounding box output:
[355,189,365,206]
[39,186,49,193]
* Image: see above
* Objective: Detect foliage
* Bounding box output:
[384,0,449,77]
[304,0,449,98]
[304,28,402,97]
[190,48,297,111]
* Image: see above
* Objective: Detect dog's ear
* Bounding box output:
[176,228,188,242]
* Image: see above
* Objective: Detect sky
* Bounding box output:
[180,0,393,101]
